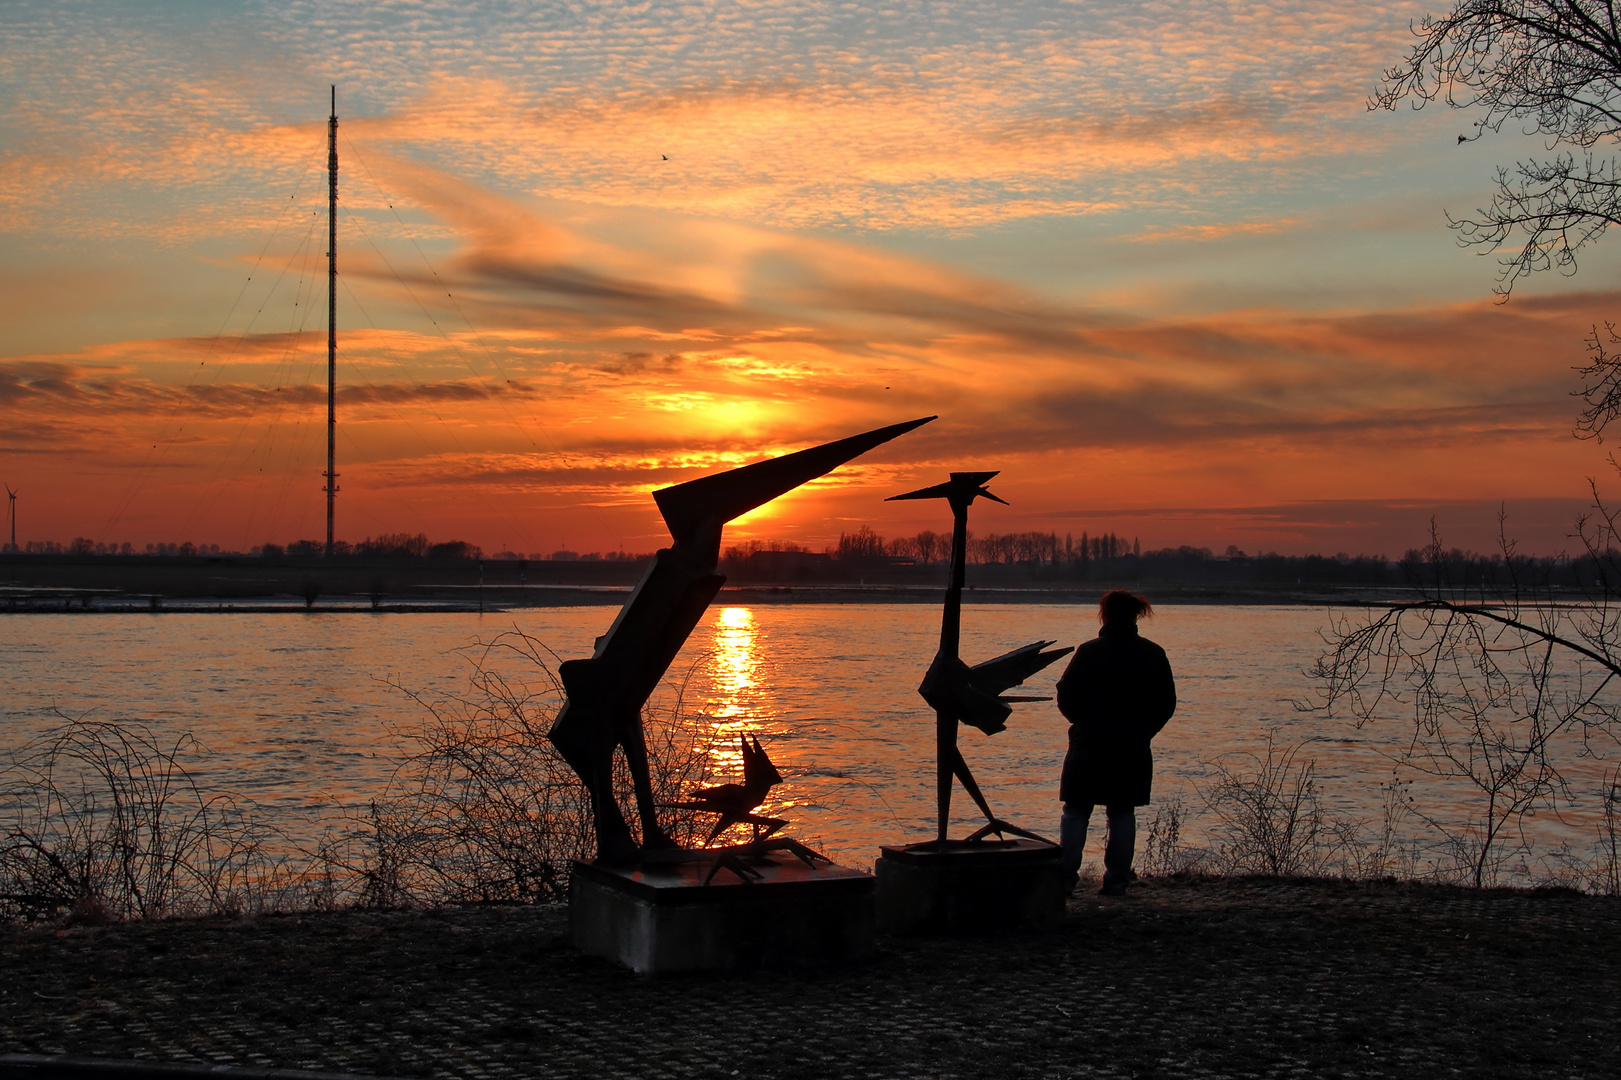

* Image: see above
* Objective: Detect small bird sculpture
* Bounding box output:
[666,734,828,883]
[673,734,788,846]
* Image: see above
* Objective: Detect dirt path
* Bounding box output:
[3,877,1617,1079]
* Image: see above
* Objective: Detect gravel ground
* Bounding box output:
[2,876,1617,1079]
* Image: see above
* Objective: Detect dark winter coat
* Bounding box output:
[1057,622,1176,807]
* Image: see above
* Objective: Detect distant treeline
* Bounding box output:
[723,526,1621,589]
[12,526,1620,590]
[261,534,484,560]
[258,534,635,561]
[17,533,637,562]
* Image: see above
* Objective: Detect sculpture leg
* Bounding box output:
[621,711,675,849]
[552,669,643,862]
[936,709,954,845]
[740,814,787,841]
[702,814,736,848]
[588,755,640,865]
[948,746,997,824]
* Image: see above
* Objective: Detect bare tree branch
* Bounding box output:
[1373,2,1621,295]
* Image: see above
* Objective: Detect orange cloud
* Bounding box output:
[5,1,1593,555]
[1,3,1437,238]
[1,179,1605,556]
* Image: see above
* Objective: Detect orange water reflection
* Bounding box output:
[702,607,759,778]
[708,606,759,724]
[696,607,797,830]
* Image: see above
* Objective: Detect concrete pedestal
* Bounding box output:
[569,851,875,974]
[874,838,1065,934]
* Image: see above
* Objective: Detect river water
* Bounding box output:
[1,603,1614,883]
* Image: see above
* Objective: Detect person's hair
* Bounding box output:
[1098,589,1152,625]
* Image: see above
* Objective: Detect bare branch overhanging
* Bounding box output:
[1373,2,1621,294]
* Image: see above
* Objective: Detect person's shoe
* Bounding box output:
[1098,878,1129,897]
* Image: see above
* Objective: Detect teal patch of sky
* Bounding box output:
[853,111,1621,316]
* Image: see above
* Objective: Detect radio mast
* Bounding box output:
[323,85,339,557]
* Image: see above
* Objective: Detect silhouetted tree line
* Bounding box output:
[19,526,1621,591]
[826,527,1143,566]
[538,549,647,562]
[6,535,655,563]
[33,539,228,557]
[713,525,1621,588]
[255,534,484,560]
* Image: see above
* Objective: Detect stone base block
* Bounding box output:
[874,838,1064,935]
[569,851,874,974]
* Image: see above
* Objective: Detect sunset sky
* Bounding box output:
[5,0,1620,557]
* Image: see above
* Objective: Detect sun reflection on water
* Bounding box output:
[709,606,759,724]
[695,607,798,826]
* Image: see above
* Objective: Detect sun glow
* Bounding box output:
[708,606,759,722]
[696,605,765,787]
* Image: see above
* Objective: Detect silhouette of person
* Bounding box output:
[1056,589,1176,896]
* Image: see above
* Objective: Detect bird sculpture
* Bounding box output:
[548,415,936,864]
[887,471,1073,846]
[673,734,789,846]
[666,734,830,883]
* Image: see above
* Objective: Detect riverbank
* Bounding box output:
[3,876,1615,1079]
[0,553,1424,611]
[1,583,1418,613]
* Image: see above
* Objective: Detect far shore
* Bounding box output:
[1,582,1422,613]
[1,549,1520,613]
[7,544,1570,619]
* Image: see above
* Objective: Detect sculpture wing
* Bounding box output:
[919,654,1014,736]
[654,416,936,539]
[885,471,1000,504]
[741,734,783,797]
[967,640,1074,696]
[919,641,1076,737]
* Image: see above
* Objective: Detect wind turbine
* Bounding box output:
[4,486,14,552]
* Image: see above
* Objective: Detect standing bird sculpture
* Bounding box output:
[888,471,1073,846]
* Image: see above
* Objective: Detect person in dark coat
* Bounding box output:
[1056,589,1176,895]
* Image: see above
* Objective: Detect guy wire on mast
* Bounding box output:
[324,84,339,557]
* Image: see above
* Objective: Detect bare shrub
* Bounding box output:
[312,630,714,907]
[1201,736,1348,877]
[0,631,722,923]
[1311,530,1619,886]
[1597,767,1621,897]
[1341,774,1424,881]
[1140,796,1200,876]
[0,716,273,922]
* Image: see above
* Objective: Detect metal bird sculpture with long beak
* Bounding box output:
[887,472,1073,846]
[549,415,935,864]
